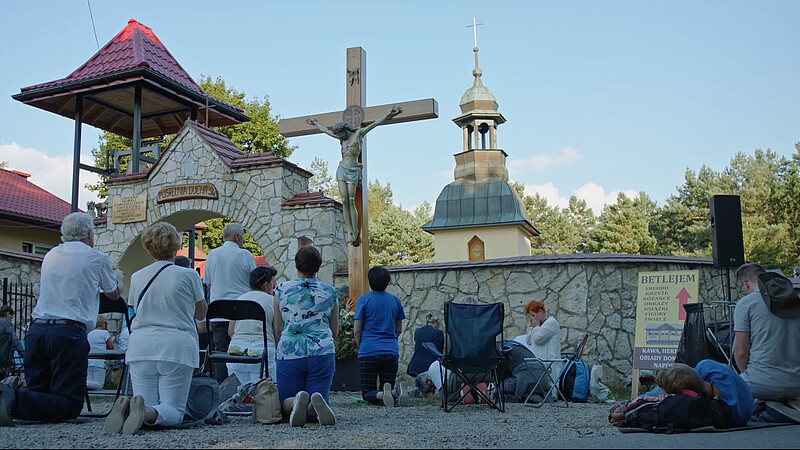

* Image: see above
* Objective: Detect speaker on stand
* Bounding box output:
[709,194,744,368]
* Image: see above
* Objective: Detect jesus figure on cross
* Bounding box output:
[306,105,401,245]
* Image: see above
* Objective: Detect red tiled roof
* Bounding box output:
[178,247,207,261]
[21,19,203,94]
[0,168,73,226]
[281,191,339,207]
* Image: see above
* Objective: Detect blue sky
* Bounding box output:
[1,1,798,216]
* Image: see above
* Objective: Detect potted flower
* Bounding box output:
[332,309,360,391]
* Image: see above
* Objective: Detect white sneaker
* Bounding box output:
[382,383,394,407]
[396,383,409,406]
[310,392,335,426]
[289,391,309,427]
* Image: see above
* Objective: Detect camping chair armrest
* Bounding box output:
[422,342,444,359]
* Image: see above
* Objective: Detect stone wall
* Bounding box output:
[96,121,348,285]
[0,249,42,285]
[335,253,735,383]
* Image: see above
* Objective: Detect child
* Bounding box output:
[86,315,115,390]
[354,266,407,406]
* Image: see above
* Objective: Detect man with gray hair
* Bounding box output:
[203,222,256,382]
[0,212,121,425]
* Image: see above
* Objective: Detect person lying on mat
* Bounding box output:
[609,360,753,427]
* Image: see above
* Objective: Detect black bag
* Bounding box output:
[675,303,728,368]
[622,392,733,433]
[184,369,224,424]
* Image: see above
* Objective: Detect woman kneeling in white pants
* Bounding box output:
[124,222,208,429]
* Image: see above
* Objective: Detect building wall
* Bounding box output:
[0,219,60,254]
[0,250,42,285]
[335,255,734,383]
[433,225,531,262]
[94,123,348,294]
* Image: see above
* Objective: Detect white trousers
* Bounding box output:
[227,339,276,384]
[86,366,106,390]
[129,360,193,426]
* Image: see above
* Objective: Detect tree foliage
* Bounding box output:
[201,218,263,256]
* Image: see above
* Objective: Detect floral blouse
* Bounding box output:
[275,277,338,360]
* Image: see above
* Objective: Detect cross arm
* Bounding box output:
[279,98,438,138]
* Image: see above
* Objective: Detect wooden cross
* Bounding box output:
[279,47,438,305]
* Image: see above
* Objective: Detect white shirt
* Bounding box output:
[516,315,563,375]
[33,241,118,330]
[127,261,205,367]
[232,290,276,347]
[87,328,111,367]
[427,360,451,392]
[204,241,256,322]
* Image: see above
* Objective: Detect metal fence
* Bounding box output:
[2,277,35,341]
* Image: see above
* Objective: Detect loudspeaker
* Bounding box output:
[710,194,745,268]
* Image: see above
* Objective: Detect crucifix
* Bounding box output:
[279,47,438,305]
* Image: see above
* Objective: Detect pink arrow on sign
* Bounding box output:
[677,287,692,320]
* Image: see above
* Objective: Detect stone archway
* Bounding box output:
[94,120,347,295]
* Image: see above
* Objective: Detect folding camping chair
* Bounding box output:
[426,301,507,413]
[523,332,589,408]
[82,294,132,417]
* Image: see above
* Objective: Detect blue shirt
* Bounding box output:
[355,291,406,358]
[695,359,753,426]
[642,359,754,426]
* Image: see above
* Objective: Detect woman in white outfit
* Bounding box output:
[514,300,563,377]
[110,222,207,433]
[227,266,278,383]
[86,314,114,390]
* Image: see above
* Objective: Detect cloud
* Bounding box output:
[509,147,581,176]
[1,142,101,208]
[522,181,638,215]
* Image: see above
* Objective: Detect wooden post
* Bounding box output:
[279,47,438,304]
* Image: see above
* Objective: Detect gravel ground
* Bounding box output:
[0,391,621,449]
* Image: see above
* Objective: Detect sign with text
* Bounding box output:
[156,183,219,204]
[633,270,699,369]
[110,194,147,224]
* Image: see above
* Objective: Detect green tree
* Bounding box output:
[588,192,658,254]
[199,76,295,158]
[201,218,263,256]
[0,161,8,169]
[566,196,595,253]
[369,204,434,266]
[308,157,340,200]
[367,179,394,225]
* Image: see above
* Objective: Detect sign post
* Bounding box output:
[631,269,699,398]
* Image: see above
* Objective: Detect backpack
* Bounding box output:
[559,359,590,402]
[184,370,223,423]
[622,392,733,433]
[251,378,282,424]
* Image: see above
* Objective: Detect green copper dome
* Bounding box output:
[422,177,537,235]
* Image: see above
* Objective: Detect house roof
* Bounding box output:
[13,19,249,139]
[281,191,339,207]
[0,168,73,227]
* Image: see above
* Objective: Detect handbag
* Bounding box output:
[252,377,282,424]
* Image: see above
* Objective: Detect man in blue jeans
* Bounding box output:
[0,212,121,425]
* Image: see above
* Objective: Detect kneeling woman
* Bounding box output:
[110,222,207,433]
